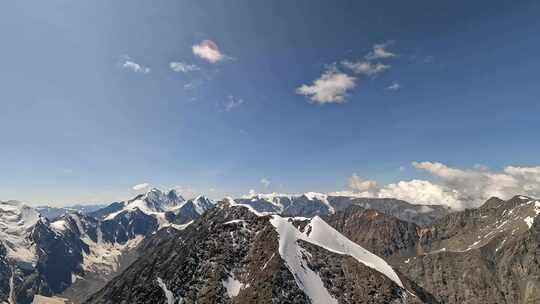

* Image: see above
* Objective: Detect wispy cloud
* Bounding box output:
[260,177,271,188]
[121,60,151,74]
[386,82,401,91]
[169,61,200,73]
[365,41,396,60]
[341,41,396,77]
[132,183,150,191]
[192,40,226,63]
[224,95,245,111]
[341,60,390,76]
[296,68,356,104]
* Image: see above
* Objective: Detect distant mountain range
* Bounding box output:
[0,190,539,303]
[35,205,106,220]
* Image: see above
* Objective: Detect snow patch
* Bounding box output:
[82,235,144,275]
[223,197,271,216]
[303,192,335,214]
[50,220,67,232]
[270,216,338,304]
[524,216,534,229]
[157,277,176,304]
[222,273,244,298]
[0,200,40,263]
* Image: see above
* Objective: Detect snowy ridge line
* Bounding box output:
[270,215,404,288]
[222,197,273,216]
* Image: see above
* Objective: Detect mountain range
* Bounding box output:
[0,190,538,303]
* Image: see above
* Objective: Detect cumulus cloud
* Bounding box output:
[341,60,390,76]
[348,174,378,193]
[192,40,225,63]
[224,95,245,111]
[169,61,200,73]
[386,82,401,91]
[340,162,540,210]
[296,69,356,104]
[260,178,271,188]
[365,41,396,60]
[377,179,462,209]
[413,161,540,205]
[297,41,397,104]
[122,60,151,74]
[132,183,150,191]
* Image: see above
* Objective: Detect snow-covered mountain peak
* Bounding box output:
[138,188,185,211]
[0,200,40,230]
[0,200,40,263]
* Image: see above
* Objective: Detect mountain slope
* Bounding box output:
[323,205,421,259]
[85,200,434,304]
[0,190,215,304]
[397,195,540,304]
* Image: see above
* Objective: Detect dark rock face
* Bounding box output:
[0,243,12,303]
[323,205,421,258]
[167,196,215,225]
[396,196,540,304]
[99,209,158,244]
[342,197,450,226]
[84,203,432,304]
[10,217,88,304]
[319,195,540,304]
[300,241,407,304]
[88,202,124,220]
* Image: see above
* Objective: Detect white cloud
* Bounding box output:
[192,40,225,63]
[132,183,150,191]
[365,41,396,60]
[122,61,151,74]
[341,60,390,76]
[169,61,200,73]
[296,69,356,104]
[378,179,462,209]
[348,174,378,192]
[260,178,271,188]
[386,82,401,91]
[224,95,244,111]
[340,161,540,210]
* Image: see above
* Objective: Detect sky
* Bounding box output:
[1,1,540,208]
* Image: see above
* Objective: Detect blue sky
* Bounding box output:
[1,1,540,206]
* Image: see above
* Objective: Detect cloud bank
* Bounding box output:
[339,161,540,210]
